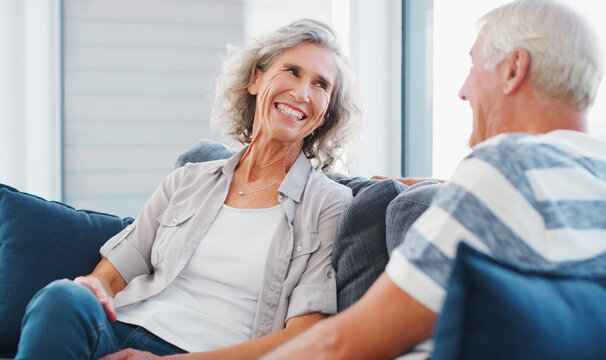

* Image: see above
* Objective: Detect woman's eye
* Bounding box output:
[315,82,328,90]
[286,68,298,76]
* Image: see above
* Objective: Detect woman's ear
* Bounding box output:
[248,68,261,95]
[502,48,530,95]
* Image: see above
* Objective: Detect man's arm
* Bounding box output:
[371,175,445,186]
[262,273,436,360]
[100,312,326,360]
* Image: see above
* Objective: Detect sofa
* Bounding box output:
[2,140,606,359]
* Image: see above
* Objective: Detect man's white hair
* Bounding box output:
[478,0,603,110]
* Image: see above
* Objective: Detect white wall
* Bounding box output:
[0,1,25,190]
[349,0,402,177]
[0,0,61,200]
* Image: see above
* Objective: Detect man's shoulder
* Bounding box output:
[473,132,549,154]
[475,131,606,154]
[468,131,606,171]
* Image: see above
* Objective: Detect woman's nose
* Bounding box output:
[291,82,310,103]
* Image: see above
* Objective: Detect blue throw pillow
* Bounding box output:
[0,184,133,357]
[433,242,606,360]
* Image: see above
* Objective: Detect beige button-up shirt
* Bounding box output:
[100,148,352,338]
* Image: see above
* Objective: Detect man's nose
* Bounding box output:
[458,77,469,101]
[458,86,467,101]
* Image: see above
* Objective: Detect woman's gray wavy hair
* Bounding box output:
[211,19,362,172]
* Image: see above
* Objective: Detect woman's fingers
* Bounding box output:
[100,295,118,322]
[73,276,118,321]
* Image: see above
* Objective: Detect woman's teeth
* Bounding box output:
[276,103,304,120]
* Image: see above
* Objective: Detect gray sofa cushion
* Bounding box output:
[174,139,238,168]
[386,181,442,254]
[333,179,407,311]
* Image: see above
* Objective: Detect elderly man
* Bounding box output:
[262,0,605,359]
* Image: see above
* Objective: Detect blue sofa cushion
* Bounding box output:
[0,184,133,357]
[433,242,606,360]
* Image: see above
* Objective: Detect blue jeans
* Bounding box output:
[15,280,186,360]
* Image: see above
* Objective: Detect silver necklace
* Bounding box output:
[233,175,281,196]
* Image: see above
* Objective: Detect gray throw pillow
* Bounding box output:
[385,181,442,253]
[174,139,237,168]
[333,180,407,311]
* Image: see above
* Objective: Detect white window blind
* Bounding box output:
[62,0,244,217]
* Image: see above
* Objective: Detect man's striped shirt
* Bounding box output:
[386,130,606,312]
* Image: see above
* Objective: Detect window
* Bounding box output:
[432,0,606,179]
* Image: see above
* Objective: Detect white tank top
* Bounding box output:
[117,204,284,351]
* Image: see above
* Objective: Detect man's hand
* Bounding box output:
[100,349,161,360]
[371,175,444,186]
[73,276,117,322]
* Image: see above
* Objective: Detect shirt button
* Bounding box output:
[296,245,302,252]
[171,219,178,225]
[125,225,133,232]
[278,193,284,200]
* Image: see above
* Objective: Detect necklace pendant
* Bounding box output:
[238,191,244,196]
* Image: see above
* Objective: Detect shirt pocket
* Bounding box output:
[286,232,321,281]
[152,206,196,265]
[291,232,320,259]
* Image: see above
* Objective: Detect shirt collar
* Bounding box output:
[216,146,312,203]
[278,151,311,203]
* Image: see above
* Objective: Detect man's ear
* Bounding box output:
[502,48,530,95]
[248,68,261,95]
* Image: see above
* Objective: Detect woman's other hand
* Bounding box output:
[74,275,118,321]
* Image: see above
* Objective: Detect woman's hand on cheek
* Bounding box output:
[100,348,162,360]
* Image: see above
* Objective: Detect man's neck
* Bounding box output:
[521,99,587,135]
[491,91,588,138]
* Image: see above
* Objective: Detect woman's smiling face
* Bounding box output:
[248,43,337,146]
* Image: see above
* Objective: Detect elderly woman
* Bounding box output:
[15,19,361,360]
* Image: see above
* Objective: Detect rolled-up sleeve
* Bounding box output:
[286,186,352,320]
